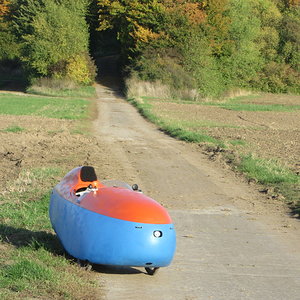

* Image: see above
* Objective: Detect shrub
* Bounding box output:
[66,53,97,85]
[180,31,226,98]
[255,61,300,93]
[134,48,197,91]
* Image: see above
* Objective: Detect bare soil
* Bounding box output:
[152,94,300,173]
[0,115,127,193]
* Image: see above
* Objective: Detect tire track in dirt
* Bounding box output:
[93,84,300,300]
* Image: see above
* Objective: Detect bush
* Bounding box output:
[134,48,197,91]
[66,53,97,85]
[255,62,300,93]
[180,31,226,98]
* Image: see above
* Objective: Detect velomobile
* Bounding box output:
[49,166,176,275]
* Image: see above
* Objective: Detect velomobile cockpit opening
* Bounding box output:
[74,166,99,197]
[73,166,142,196]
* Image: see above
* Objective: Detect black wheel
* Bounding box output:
[145,267,159,275]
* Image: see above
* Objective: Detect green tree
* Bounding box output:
[218,0,263,88]
[252,0,282,62]
[280,6,300,71]
[181,30,225,97]
[0,0,20,60]
[203,0,232,57]
[12,0,96,84]
[97,0,300,95]
[97,0,165,59]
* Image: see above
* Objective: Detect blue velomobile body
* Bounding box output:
[49,166,176,274]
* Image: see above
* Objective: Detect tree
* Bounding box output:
[97,0,166,59]
[252,0,282,62]
[280,6,300,71]
[12,0,96,84]
[0,0,10,17]
[0,0,20,61]
[181,29,225,97]
[202,0,232,57]
[97,0,299,95]
[216,0,263,88]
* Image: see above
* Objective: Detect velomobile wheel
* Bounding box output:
[145,267,159,275]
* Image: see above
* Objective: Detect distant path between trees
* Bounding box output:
[93,83,300,300]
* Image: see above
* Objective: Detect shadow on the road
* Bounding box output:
[290,205,300,220]
[93,264,145,275]
[96,55,124,98]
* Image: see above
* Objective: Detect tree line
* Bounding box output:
[0,0,299,97]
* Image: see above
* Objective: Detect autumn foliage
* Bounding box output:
[0,0,299,94]
[1,0,96,85]
[96,0,299,95]
[0,0,10,18]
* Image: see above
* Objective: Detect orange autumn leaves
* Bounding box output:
[0,0,10,18]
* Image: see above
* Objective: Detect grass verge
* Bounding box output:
[127,98,224,147]
[0,91,100,299]
[238,154,299,185]
[235,154,300,215]
[0,168,99,299]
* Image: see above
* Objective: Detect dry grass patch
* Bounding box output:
[126,77,201,101]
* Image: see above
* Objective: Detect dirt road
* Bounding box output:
[93,83,300,300]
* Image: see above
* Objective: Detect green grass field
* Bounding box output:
[0,94,88,119]
[210,102,300,112]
